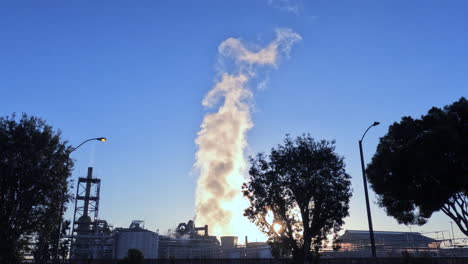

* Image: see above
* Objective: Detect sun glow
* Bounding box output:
[273,223,282,233]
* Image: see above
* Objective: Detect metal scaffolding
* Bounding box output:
[70,167,113,259]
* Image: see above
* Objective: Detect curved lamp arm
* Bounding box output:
[69,137,107,154]
[360,122,380,142]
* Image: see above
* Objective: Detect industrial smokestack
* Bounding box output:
[194,29,301,238]
[83,167,93,217]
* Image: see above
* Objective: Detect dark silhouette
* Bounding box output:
[367,97,468,237]
[0,114,73,264]
[358,121,380,258]
[120,248,145,264]
[243,134,352,264]
[58,220,71,260]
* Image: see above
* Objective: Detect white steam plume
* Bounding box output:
[194,28,301,237]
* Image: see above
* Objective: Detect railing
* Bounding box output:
[20,258,468,264]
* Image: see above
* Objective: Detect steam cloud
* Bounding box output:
[195,28,301,237]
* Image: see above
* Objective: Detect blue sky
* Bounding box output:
[1,0,467,240]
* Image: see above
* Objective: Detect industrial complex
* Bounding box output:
[68,167,272,260]
[68,167,467,260]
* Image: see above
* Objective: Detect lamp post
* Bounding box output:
[55,137,107,262]
[359,122,379,258]
[450,221,455,247]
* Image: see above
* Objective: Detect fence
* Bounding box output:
[20,258,468,264]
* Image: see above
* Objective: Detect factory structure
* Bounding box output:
[68,167,272,260]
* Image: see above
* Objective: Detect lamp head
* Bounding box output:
[97,137,107,142]
[372,122,380,127]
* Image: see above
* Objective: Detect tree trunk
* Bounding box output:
[291,249,305,264]
[0,235,20,264]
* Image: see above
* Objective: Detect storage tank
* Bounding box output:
[114,222,159,259]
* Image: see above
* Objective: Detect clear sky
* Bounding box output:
[1,0,467,240]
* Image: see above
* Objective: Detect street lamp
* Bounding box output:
[55,137,107,262]
[69,137,107,153]
[359,122,379,258]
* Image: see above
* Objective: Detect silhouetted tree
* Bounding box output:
[58,220,71,260]
[243,134,352,264]
[367,97,468,237]
[33,219,71,263]
[0,114,73,263]
[120,249,144,264]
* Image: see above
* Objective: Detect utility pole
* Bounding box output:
[450,222,455,247]
[359,121,380,258]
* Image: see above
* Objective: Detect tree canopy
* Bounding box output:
[0,114,73,263]
[243,134,352,263]
[367,97,468,236]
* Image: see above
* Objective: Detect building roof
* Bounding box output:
[339,230,436,246]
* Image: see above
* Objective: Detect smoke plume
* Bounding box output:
[195,28,301,237]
